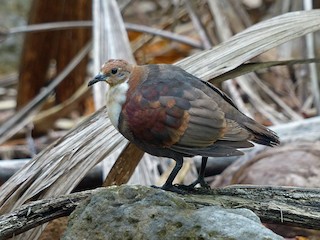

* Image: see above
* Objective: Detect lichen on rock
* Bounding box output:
[62,185,283,240]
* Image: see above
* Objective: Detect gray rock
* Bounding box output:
[62,185,283,240]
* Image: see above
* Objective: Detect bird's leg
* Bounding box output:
[188,157,210,189]
[160,156,184,193]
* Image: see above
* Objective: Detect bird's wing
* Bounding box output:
[122,73,227,148]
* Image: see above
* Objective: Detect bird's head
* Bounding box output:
[88,59,133,87]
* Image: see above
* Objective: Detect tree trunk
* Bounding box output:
[17,0,92,114]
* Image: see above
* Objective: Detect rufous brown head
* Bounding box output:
[88,59,133,87]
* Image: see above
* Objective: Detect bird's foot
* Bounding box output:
[151,183,211,194]
[188,178,211,189]
[151,184,187,194]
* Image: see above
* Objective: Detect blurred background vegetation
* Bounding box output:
[1,0,319,159]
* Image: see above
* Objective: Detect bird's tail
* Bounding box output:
[242,118,280,147]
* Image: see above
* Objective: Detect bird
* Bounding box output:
[88,59,280,193]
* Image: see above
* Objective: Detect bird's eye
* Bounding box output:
[111,68,118,74]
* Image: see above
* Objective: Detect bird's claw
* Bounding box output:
[188,178,211,189]
[151,178,211,194]
[151,184,187,194]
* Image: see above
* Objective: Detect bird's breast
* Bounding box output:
[106,82,129,129]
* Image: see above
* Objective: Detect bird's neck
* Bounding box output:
[126,65,148,99]
[106,82,129,129]
[106,66,147,129]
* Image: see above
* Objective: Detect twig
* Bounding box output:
[130,9,190,52]
[1,21,202,49]
[126,23,203,49]
[8,21,92,34]
[228,0,252,28]
[251,73,303,120]
[184,0,212,49]
[236,75,287,124]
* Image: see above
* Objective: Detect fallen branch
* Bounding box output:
[1,185,320,239]
[188,185,320,230]
[0,188,97,239]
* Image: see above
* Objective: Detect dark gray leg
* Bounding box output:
[188,157,210,189]
[160,156,184,193]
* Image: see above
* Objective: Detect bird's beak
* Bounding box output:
[88,73,108,86]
